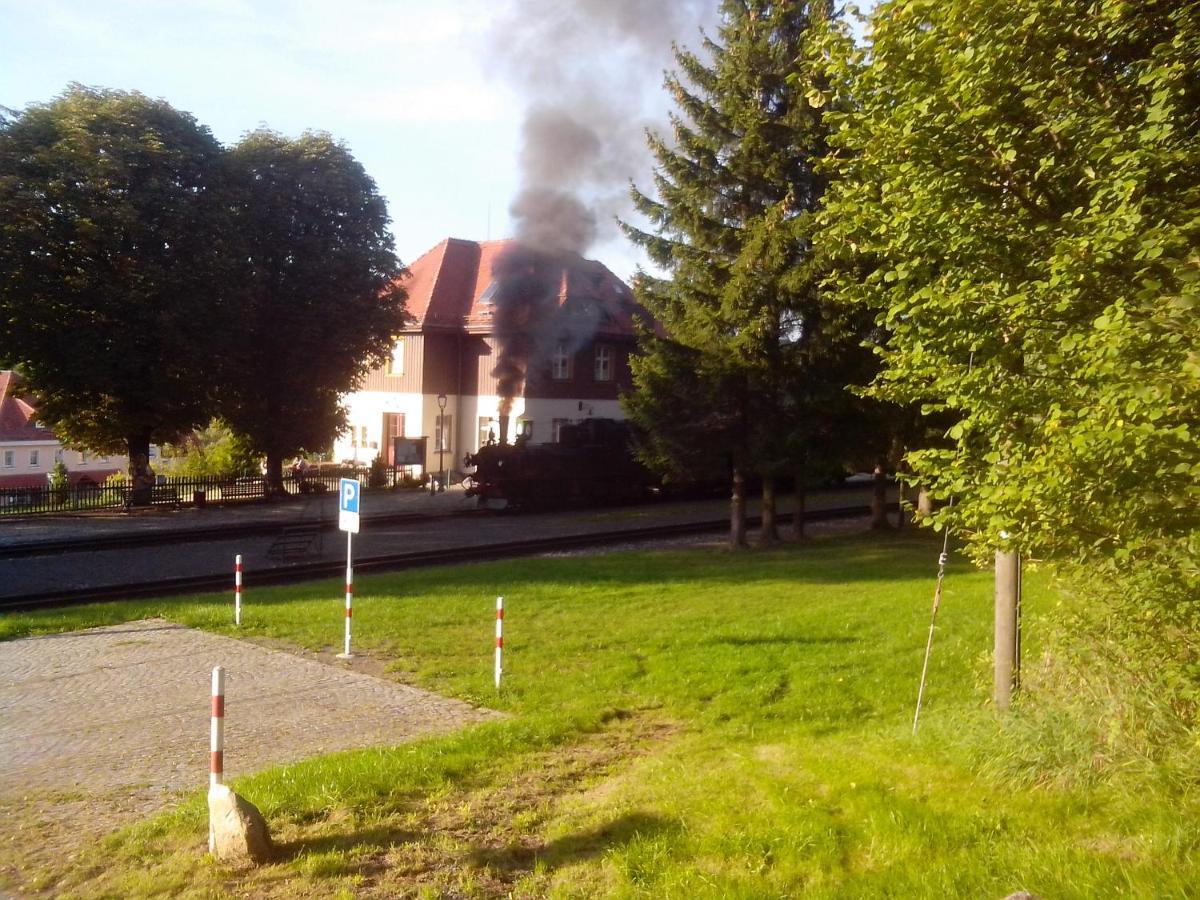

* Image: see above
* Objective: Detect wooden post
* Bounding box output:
[994,549,1019,709]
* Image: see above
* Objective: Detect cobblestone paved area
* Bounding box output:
[0,619,500,801]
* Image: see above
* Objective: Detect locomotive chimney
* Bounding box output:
[498,414,511,445]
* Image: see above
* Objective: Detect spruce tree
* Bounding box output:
[623,0,866,547]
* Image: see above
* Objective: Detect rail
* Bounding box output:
[0,504,874,611]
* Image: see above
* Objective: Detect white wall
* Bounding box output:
[335,389,425,464]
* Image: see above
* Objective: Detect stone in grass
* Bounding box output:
[208,784,273,866]
[1003,893,1040,900]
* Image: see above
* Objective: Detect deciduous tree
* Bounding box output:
[822,1,1199,601]
[0,86,232,475]
[218,130,408,493]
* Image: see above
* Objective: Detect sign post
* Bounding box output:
[337,478,360,659]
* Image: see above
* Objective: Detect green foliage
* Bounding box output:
[367,454,388,488]
[821,2,1199,610]
[623,1,879,502]
[0,85,233,465]
[46,458,69,494]
[216,130,408,491]
[159,420,257,478]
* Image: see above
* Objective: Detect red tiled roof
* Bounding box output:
[397,238,646,338]
[0,371,57,443]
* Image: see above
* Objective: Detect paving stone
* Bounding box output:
[0,619,501,801]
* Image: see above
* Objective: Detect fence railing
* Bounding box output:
[0,467,415,518]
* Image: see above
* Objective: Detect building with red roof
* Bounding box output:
[0,370,126,489]
[335,238,648,476]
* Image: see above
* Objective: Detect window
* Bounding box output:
[434,415,453,453]
[516,419,533,441]
[360,426,368,446]
[551,342,573,380]
[478,416,496,447]
[3,450,12,468]
[387,339,405,376]
[54,449,64,464]
[594,344,613,381]
[29,449,40,467]
[552,418,572,443]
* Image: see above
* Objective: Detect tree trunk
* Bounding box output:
[870,461,891,530]
[730,467,747,549]
[917,488,934,519]
[126,429,154,507]
[265,452,285,497]
[793,476,806,541]
[759,475,778,547]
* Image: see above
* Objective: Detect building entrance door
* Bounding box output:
[383,413,405,465]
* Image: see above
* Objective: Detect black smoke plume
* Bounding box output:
[485,1,717,414]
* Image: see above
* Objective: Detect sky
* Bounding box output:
[0,0,721,280]
[1,1,873,281]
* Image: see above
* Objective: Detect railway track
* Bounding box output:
[0,504,873,611]
[0,508,483,560]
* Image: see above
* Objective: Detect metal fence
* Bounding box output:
[0,466,415,518]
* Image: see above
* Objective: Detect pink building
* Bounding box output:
[0,371,125,488]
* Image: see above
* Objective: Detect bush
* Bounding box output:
[364,458,388,494]
[367,456,388,489]
[46,459,69,500]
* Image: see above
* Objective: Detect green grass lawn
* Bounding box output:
[3,531,1196,898]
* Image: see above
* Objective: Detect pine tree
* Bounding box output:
[623,0,867,547]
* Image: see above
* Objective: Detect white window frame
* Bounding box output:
[478,416,496,447]
[2,450,12,468]
[434,415,453,453]
[29,449,40,468]
[387,339,405,376]
[552,418,573,443]
[594,344,613,382]
[551,342,573,380]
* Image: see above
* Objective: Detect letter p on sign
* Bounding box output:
[338,478,360,533]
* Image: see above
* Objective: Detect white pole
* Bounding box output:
[210,666,224,788]
[339,531,353,658]
[234,555,242,626]
[495,596,503,689]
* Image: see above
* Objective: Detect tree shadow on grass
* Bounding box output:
[705,634,858,647]
[272,823,419,864]
[468,812,677,878]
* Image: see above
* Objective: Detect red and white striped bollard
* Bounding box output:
[210,666,224,787]
[234,555,243,626]
[495,596,503,689]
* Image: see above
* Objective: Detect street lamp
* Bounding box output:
[436,393,448,493]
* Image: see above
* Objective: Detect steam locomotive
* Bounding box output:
[462,417,658,510]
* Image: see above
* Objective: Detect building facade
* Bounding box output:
[0,371,126,488]
[334,238,645,477]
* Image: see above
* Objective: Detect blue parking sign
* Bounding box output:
[338,478,360,533]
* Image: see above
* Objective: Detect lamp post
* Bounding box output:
[437,393,447,493]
